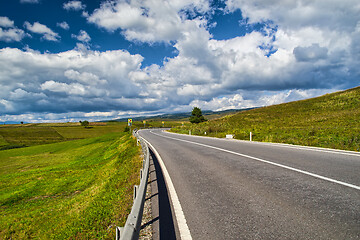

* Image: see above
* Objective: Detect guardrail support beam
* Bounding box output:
[116,227,123,240]
[133,185,139,200]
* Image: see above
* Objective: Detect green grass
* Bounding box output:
[0,135,8,147]
[0,127,65,149]
[0,121,181,151]
[54,125,124,139]
[0,132,142,239]
[171,86,360,151]
[0,122,129,150]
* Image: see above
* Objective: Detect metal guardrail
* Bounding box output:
[115,129,150,240]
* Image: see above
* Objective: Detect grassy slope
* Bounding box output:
[171,86,360,151]
[0,133,141,239]
[0,121,179,150]
[0,122,127,150]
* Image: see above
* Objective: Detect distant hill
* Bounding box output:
[171,86,360,151]
[112,108,255,122]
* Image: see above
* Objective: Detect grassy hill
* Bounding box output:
[0,122,129,150]
[171,86,360,151]
[0,132,141,239]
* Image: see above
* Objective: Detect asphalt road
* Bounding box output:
[139,129,360,239]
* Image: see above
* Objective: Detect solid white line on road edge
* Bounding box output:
[142,137,193,240]
[151,131,360,191]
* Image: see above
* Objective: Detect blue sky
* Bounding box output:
[0,0,359,123]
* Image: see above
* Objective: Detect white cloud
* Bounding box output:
[0,47,144,116]
[24,21,60,41]
[1,0,359,122]
[63,1,86,11]
[0,17,14,28]
[41,80,87,96]
[0,27,27,42]
[0,17,28,42]
[64,69,106,85]
[57,21,70,30]
[71,30,91,42]
[87,0,210,43]
[84,111,116,117]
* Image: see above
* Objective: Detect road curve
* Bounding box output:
[139,129,360,239]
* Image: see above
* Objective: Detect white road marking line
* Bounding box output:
[165,130,360,158]
[151,131,360,191]
[141,136,193,240]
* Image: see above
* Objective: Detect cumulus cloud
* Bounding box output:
[71,30,91,42]
[293,44,328,62]
[24,21,60,41]
[0,28,27,42]
[87,0,210,43]
[57,21,70,30]
[0,17,14,28]
[0,17,28,42]
[1,0,360,122]
[64,69,106,85]
[63,1,86,11]
[0,47,144,116]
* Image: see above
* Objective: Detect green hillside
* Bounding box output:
[0,132,141,239]
[0,122,127,150]
[171,86,360,151]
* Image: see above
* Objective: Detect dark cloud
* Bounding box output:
[293,44,328,62]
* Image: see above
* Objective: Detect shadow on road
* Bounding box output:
[143,149,177,239]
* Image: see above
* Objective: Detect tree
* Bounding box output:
[189,107,207,124]
[80,120,89,128]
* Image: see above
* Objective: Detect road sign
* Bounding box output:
[128,119,132,126]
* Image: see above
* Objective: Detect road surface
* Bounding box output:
[139,129,360,239]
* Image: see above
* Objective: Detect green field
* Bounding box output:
[171,86,360,151]
[0,122,127,150]
[0,121,182,151]
[0,132,142,239]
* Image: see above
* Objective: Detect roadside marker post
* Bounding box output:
[128,119,132,133]
[250,132,252,141]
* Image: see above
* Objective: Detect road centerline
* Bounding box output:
[150,130,360,191]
